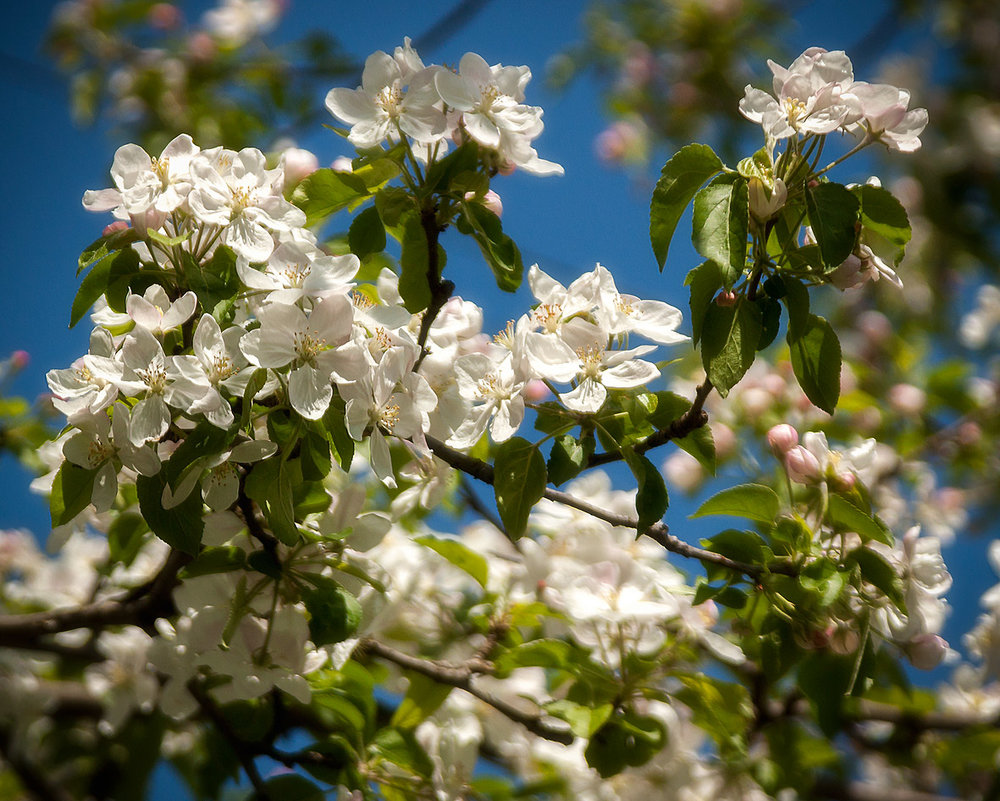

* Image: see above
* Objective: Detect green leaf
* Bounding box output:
[547,434,592,486]
[692,483,780,524]
[391,674,453,730]
[244,458,299,545]
[108,512,149,566]
[787,313,842,414]
[302,575,363,646]
[370,728,435,778]
[182,546,247,577]
[71,247,140,327]
[622,448,668,530]
[585,713,666,777]
[146,228,192,248]
[685,261,723,346]
[805,182,859,268]
[850,547,905,608]
[675,425,716,476]
[827,494,893,545]
[494,639,575,674]
[414,535,489,587]
[493,437,546,538]
[545,699,613,739]
[650,143,724,270]
[251,775,324,801]
[700,298,762,395]
[674,674,751,753]
[136,472,204,555]
[780,276,810,338]
[701,528,767,564]
[291,168,369,227]
[348,205,386,259]
[755,296,781,351]
[798,650,855,736]
[322,395,355,470]
[460,201,524,292]
[854,183,911,259]
[692,172,749,288]
[78,227,140,275]
[398,212,432,313]
[185,246,241,323]
[50,461,99,526]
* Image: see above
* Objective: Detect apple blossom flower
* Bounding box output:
[187,147,306,262]
[83,134,200,220]
[559,342,660,415]
[447,350,528,449]
[236,243,358,308]
[239,294,364,420]
[435,52,563,175]
[126,284,198,334]
[47,327,124,419]
[591,263,688,346]
[847,82,927,152]
[325,46,447,149]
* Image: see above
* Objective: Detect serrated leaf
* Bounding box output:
[136,472,204,555]
[398,212,432,313]
[291,168,369,227]
[827,494,893,545]
[805,182,859,267]
[650,143,724,270]
[685,260,723,346]
[493,437,546,538]
[71,247,140,327]
[788,313,841,414]
[692,172,749,288]
[547,434,591,486]
[50,461,99,526]
[700,298,762,395]
[622,448,668,530]
[302,575,362,645]
[415,535,489,587]
[348,204,386,259]
[692,483,780,524]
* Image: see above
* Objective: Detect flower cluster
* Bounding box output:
[326,39,563,176]
[740,46,928,152]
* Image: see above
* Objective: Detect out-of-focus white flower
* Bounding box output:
[202,0,280,45]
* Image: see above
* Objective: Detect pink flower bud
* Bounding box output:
[281,147,319,187]
[715,290,737,307]
[481,189,503,218]
[711,422,736,459]
[522,379,549,403]
[10,351,29,371]
[662,450,705,494]
[767,424,799,455]
[785,445,822,484]
[907,634,948,670]
[888,383,927,416]
[187,32,216,62]
[330,156,353,173]
[103,220,130,237]
[149,3,181,29]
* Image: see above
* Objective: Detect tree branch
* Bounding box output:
[360,638,573,745]
[813,777,961,801]
[414,202,454,371]
[424,433,795,578]
[0,548,189,646]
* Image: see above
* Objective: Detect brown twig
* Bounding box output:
[360,638,573,745]
[414,202,454,371]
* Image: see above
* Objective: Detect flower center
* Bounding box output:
[376,83,404,118]
[784,97,808,126]
[231,185,257,214]
[209,353,237,383]
[533,303,563,334]
[476,372,510,401]
[136,364,167,394]
[576,344,604,380]
[293,331,326,366]
[378,403,401,432]
[151,156,171,186]
[280,263,310,289]
[494,320,516,347]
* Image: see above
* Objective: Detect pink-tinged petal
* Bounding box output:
[130,396,170,445]
[361,50,400,97]
[289,365,332,420]
[325,87,377,125]
[83,188,124,212]
[434,69,479,111]
[561,379,607,414]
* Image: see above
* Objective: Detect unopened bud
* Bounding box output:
[149,3,181,29]
[749,176,787,220]
[767,423,799,456]
[281,147,319,186]
[907,633,948,670]
[331,156,353,173]
[785,445,822,484]
[10,351,29,371]
[715,290,737,307]
[103,220,130,237]
[522,379,549,403]
[888,383,927,416]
